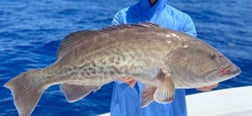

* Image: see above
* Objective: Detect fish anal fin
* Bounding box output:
[154,74,175,104]
[142,87,157,107]
[61,83,99,103]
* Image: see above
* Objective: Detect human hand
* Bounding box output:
[196,83,218,91]
[118,77,137,88]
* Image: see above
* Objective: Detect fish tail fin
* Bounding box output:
[4,69,48,116]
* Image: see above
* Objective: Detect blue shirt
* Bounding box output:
[110,0,196,116]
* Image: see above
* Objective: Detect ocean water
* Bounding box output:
[0,0,251,115]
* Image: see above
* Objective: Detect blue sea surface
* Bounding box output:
[0,0,251,115]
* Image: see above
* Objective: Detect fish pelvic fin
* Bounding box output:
[141,87,156,107]
[153,74,175,104]
[4,69,47,116]
[61,83,99,103]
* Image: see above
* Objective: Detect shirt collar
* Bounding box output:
[134,0,167,18]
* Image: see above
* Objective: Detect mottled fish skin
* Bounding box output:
[4,23,240,116]
[45,24,182,87]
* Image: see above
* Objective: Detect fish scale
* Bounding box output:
[4,23,240,116]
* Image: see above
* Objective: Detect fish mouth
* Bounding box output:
[205,63,241,83]
[219,63,241,77]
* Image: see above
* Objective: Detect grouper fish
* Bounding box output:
[4,23,240,116]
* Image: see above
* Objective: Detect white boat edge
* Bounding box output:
[99,86,252,116]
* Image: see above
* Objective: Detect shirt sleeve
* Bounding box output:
[110,81,142,116]
[182,15,197,37]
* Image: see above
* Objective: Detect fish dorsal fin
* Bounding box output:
[100,22,159,33]
[56,30,99,59]
[56,22,160,59]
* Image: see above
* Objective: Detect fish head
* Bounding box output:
[166,39,241,87]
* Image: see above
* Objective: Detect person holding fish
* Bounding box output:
[111,0,219,115]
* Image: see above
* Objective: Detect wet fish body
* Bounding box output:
[4,23,240,116]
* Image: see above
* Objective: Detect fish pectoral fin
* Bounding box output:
[154,74,175,104]
[60,83,99,103]
[142,87,157,107]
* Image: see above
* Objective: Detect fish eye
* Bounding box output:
[209,52,216,59]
